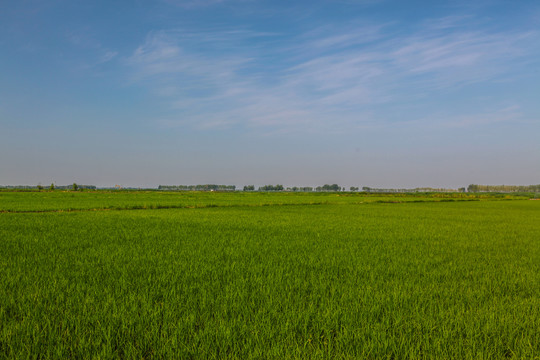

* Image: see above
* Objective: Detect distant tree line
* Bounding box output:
[12,183,536,194]
[55,184,96,190]
[258,184,284,191]
[0,185,38,190]
[257,184,344,192]
[290,187,314,192]
[467,184,540,193]
[316,184,342,192]
[0,184,96,191]
[158,184,236,191]
[362,187,460,193]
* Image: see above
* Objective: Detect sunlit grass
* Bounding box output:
[0,189,523,213]
[1,194,539,358]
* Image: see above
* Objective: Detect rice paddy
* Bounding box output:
[1,191,539,358]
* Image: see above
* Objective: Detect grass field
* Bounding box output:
[0,190,527,213]
[1,191,539,358]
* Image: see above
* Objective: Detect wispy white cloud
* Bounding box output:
[390,30,536,89]
[65,29,119,68]
[126,17,540,132]
[99,51,118,63]
[419,15,475,30]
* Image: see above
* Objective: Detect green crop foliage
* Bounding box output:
[1,192,539,358]
[0,190,526,213]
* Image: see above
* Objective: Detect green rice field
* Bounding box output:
[1,191,539,359]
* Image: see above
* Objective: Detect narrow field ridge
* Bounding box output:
[0,197,486,214]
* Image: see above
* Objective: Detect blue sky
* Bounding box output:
[1,0,539,188]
